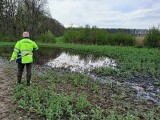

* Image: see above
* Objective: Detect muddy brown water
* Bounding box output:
[0,47,159,105]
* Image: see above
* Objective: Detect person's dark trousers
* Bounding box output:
[17,63,32,86]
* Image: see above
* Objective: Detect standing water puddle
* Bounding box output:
[47,52,116,73]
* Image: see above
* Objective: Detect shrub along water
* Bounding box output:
[36,30,56,43]
[108,32,136,46]
[64,26,136,46]
[144,27,160,47]
[0,33,16,42]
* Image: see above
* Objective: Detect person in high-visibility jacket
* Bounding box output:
[10,32,38,86]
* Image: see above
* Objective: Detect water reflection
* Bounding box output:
[0,47,116,71]
[0,47,62,65]
[47,52,116,73]
[33,48,62,65]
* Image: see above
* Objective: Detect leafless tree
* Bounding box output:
[0,0,65,41]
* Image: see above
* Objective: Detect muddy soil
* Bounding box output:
[0,58,21,120]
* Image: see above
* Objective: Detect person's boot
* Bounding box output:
[17,76,21,84]
[26,76,31,86]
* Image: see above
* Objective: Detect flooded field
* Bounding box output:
[1,46,160,119]
[0,47,160,105]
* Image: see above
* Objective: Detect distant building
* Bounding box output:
[105,28,149,36]
[132,29,148,36]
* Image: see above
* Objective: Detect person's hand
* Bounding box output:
[9,59,12,62]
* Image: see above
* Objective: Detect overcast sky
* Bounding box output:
[48,0,160,29]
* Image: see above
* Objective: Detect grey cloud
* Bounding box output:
[48,0,160,29]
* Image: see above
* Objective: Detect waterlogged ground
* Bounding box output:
[1,47,160,104]
[0,47,160,119]
[45,50,160,105]
[44,49,159,105]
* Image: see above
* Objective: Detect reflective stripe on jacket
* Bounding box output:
[11,38,38,63]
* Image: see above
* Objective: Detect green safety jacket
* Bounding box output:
[11,38,38,63]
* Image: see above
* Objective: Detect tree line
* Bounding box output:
[0,0,65,42]
[64,25,136,46]
[64,25,160,47]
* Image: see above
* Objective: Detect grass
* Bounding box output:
[0,37,63,47]
[0,42,15,47]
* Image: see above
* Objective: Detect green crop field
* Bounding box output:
[2,42,160,119]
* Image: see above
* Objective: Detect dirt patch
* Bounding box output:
[135,36,145,46]
[0,59,21,120]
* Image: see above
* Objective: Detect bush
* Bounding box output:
[0,33,15,42]
[64,29,79,43]
[108,32,136,46]
[64,27,135,46]
[90,28,108,45]
[36,30,56,43]
[64,26,108,45]
[144,27,160,47]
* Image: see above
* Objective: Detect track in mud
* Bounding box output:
[0,58,21,120]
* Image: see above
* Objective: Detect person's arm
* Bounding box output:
[32,41,38,50]
[10,41,20,61]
